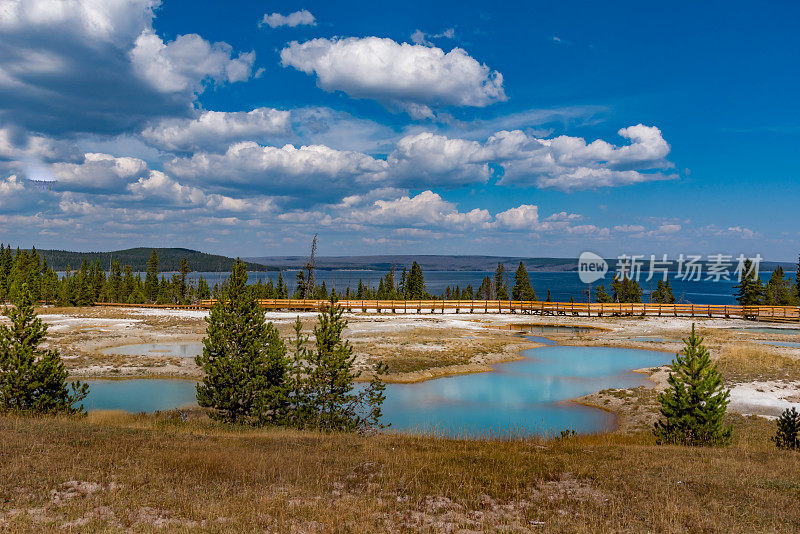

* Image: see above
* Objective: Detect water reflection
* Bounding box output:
[101,342,203,358]
[84,338,670,437]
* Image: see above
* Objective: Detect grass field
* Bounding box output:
[0,412,798,532]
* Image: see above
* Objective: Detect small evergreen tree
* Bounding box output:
[196,275,211,300]
[512,262,537,301]
[594,284,612,303]
[178,257,190,304]
[773,407,800,450]
[733,259,765,306]
[295,299,387,432]
[477,276,491,300]
[654,324,732,446]
[195,259,289,424]
[0,285,88,414]
[764,267,793,305]
[494,262,509,300]
[406,261,426,299]
[611,275,643,303]
[144,249,159,302]
[105,260,123,302]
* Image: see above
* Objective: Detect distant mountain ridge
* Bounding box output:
[26,248,272,272]
[246,255,796,273]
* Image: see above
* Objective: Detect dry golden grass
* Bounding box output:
[0,413,798,532]
[716,344,800,382]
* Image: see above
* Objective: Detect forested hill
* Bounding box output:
[30,248,272,272]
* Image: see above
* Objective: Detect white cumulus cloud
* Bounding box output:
[130,30,254,94]
[165,141,389,199]
[387,132,490,187]
[52,153,149,192]
[141,108,292,152]
[260,9,316,28]
[280,37,506,118]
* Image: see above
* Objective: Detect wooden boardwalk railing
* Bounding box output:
[115,299,799,322]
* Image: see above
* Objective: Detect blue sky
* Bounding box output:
[0,0,797,260]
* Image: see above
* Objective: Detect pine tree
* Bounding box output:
[494,262,508,300]
[594,284,612,303]
[611,275,642,303]
[463,284,474,300]
[664,279,676,304]
[122,265,135,302]
[105,260,122,302]
[733,259,765,306]
[0,245,12,302]
[295,270,306,299]
[512,262,537,301]
[178,257,190,304]
[357,279,366,299]
[295,299,386,432]
[652,279,676,304]
[385,266,397,300]
[277,271,288,298]
[654,324,732,446]
[0,285,88,414]
[477,276,491,300]
[144,249,159,302]
[75,260,93,306]
[196,275,210,300]
[377,277,386,299]
[407,261,425,299]
[26,246,41,302]
[773,407,800,450]
[398,268,407,297]
[195,259,290,425]
[156,276,170,305]
[317,280,328,300]
[764,267,792,305]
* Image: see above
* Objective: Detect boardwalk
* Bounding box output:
[95,299,800,323]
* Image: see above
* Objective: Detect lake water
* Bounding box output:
[101,342,203,358]
[378,344,670,437]
[83,340,670,436]
[753,340,800,348]
[186,269,789,305]
[82,379,198,412]
[734,327,800,335]
[517,325,596,335]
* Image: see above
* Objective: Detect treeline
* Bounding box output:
[0,246,215,306]
[591,277,666,304]
[33,247,271,273]
[734,258,800,306]
[288,261,540,302]
[4,243,799,307]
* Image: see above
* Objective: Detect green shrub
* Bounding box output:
[773,407,800,450]
[654,324,732,446]
[0,285,88,414]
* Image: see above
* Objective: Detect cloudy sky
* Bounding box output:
[0,1,797,260]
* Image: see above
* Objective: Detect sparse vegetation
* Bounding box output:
[0,413,798,531]
[654,325,732,446]
[0,285,88,414]
[773,407,800,450]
